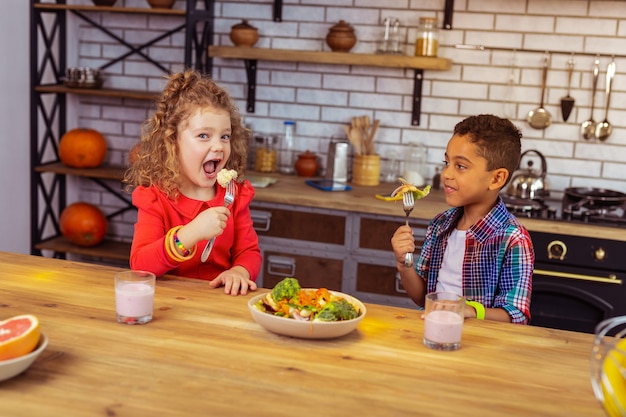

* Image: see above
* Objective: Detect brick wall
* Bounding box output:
[70,0,626,251]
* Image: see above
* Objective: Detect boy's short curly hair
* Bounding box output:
[124,69,249,199]
[453,114,522,186]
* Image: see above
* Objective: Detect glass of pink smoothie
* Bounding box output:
[114,270,156,325]
[423,291,464,351]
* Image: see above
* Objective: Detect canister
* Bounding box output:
[403,143,426,186]
[415,17,438,57]
[326,140,349,182]
[254,135,277,173]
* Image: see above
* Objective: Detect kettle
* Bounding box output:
[506,149,549,200]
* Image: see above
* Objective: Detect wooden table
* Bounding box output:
[0,252,604,417]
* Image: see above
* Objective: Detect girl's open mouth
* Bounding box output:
[203,159,221,175]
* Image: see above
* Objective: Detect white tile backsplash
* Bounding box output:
[68,0,626,235]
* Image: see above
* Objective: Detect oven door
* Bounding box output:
[530,265,625,333]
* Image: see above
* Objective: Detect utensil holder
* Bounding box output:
[352,154,380,186]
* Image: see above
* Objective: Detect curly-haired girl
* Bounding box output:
[124,69,261,295]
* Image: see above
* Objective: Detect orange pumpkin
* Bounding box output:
[128,142,142,165]
[59,128,107,168]
[59,202,108,247]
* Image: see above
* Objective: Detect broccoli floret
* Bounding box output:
[271,277,301,302]
[316,299,359,321]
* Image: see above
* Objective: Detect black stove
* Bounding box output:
[502,188,626,333]
[502,192,626,228]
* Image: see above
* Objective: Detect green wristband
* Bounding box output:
[466,300,485,320]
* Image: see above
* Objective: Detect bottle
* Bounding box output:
[279,121,296,175]
[415,17,438,57]
[432,167,441,190]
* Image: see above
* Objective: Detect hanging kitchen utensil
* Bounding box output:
[527,55,552,129]
[560,56,575,122]
[595,59,616,142]
[581,58,600,140]
[502,52,517,119]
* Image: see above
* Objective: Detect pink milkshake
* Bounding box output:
[115,271,156,325]
[424,310,463,348]
[423,292,465,351]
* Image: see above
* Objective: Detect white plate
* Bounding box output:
[0,333,48,382]
[247,175,277,188]
[248,290,366,339]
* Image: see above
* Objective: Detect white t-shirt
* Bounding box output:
[435,228,466,296]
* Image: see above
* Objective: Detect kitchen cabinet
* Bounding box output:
[250,202,348,290]
[30,0,212,262]
[348,213,428,307]
[251,201,422,307]
[208,46,452,126]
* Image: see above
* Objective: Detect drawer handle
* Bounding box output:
[251,210,271,232]
[533,269,622,285]
[395,272,407,294]
[267,255,296,277]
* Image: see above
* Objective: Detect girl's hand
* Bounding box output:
[209,266,257,296]
[195,206,231,241]
[391,225,415,265]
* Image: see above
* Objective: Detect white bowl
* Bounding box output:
[248,290,366,339]
[0,333,48,382]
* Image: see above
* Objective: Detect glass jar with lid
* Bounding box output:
[254,135,277,173]
[403,143,427,186]
[415,17,438,57]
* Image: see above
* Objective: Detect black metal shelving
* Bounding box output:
[30,0,213,261]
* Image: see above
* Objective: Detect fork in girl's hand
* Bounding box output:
[200,180,235,262]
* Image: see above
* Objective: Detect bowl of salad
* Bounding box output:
[248,277,366,339]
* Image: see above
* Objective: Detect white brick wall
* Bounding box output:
[69,0,626,247]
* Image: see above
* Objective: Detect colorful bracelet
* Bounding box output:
[164,226,196,263]
[173,233,190,257]
[466,300,485,320]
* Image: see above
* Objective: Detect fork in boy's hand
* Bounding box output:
[402,192,415,267]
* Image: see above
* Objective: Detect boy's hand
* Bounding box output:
[209,266,257,296]
[391,225,415,266]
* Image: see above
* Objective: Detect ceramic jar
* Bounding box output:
[146,0,175,8]
[230,20,259,47]
[295,151,319,177]
[326,20,357,52]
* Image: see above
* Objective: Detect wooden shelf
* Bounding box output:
[209,46,452,126]
[35,163,126,181]
[33,3,186,16]
[35,237,131,262]
[35,85,159,101]
[208,46,452,70]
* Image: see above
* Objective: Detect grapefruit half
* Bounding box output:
[0,315,41,361]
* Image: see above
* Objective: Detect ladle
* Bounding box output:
[526,55,552,129]
[595,60,615,142]
[581,59,600,140]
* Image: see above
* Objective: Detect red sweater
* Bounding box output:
[129,181,261,281]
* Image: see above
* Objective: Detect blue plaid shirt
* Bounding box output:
[416,197,534,324]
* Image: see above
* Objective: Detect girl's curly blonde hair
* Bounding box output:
[124,69,249,199]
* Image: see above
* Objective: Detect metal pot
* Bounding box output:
[564,187,626,209]
[507,149,549,200]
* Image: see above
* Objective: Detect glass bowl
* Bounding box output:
[590,316,626,417]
